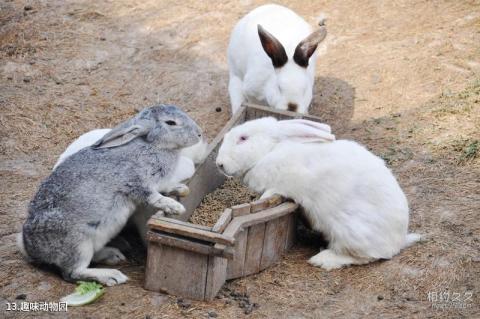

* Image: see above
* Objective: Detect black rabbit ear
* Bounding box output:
[92,123,151,149]
[258,24,288,68]
[293,26,327,68]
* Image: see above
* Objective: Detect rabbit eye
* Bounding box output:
[165,120,177,126]
[238,135,248,143]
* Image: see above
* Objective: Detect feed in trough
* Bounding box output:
[189,178,259,227]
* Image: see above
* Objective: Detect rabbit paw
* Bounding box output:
[95,269,129,286]
[93,247,126,265]
[154,197,186,215]
[168,184,190,197]
[308,249,356,270]
[72,268,129,286]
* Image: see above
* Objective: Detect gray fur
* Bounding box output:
[20,105,201,286]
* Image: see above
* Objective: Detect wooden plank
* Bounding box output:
[147,231,234,259]
[260,214,290,270]
[243,223,266,276]
[285,212,297,250]
[212,208,232,233]
[244,103,327,122]
[178,107,247,220]
[204,256,228,300]
[148,217,235,246]
[144,242,208,300]
[226,228,248,280]
[231,203,251,217]
[250,195,284,213]
[150,214,212,231]
[222,202,298,239]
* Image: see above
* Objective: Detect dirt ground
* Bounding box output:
[1,0,479,318]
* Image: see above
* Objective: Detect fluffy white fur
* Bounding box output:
[52,128,208,244]
[227,4,326,114]
[216,117,421,270]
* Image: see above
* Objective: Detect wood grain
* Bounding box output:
[250,195,284,213]
[222,202,298,239]
[260,214,290,270]
[212,208,232,233]
[243,223,266,276]
[147,231,234,259]
[226,228,248,280]
[148,217,235,245]
[231,203,251,217]
[204,256,228,300]
[145,242,208,300]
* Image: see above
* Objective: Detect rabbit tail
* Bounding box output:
[403,233,423,249]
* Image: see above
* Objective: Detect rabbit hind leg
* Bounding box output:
[229,73,244,115]
[308,249,372,270]
[92,246,126,265]
[62,241,128,286]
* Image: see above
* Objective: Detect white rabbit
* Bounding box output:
[216,117,421,270]
[227,4,327,114]
[53,127,208,244]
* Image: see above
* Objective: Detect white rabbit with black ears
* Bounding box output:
[216,117,421,270]
[228,4,327,114]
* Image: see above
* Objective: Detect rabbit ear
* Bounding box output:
[277,119,335,143]
[281,119,332,134]
[257,24,288,68]
[92,121,152,149]
[293,26,327,67]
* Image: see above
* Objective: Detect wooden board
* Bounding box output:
[231,203,251,217]
[260,214,290,270]
[204,256,228,300]
[243,223,266,276]
[148,216,235,246]
[212,208,232,233]
[222,202,298,239]
[244,103,327,122]
[145,242,208,300]
[147,231,234,259]
[250,195,283,213]
[226,229,248,280]
[150,214,212,231]
[285,213,297,250]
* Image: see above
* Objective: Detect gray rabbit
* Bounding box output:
[18,105,202,286]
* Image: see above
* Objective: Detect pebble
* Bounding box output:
[176,298,191,309]
[15,294,27,300]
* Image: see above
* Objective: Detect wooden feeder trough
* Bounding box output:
[144,104,326,300]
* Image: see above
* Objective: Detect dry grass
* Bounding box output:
[1,0,479,318]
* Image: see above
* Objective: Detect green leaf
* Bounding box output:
[60,281,105,306]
